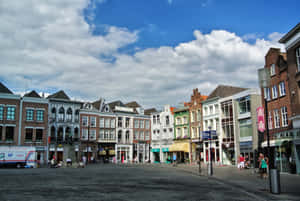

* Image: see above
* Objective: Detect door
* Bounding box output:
[57,152,63,162]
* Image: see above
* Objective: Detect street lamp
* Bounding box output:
[198,123,201,174]
[258,68,280,194]
[86,125,90,165]
[208,126,213,176]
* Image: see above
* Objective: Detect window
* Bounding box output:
[140,131,144,140]
[191,111,195,122]
[264,88,271,101]
[157,115,160,124]
[176,117,181,125]
[296,47,300,72]
[5,126,14,141]
[82,116,88,126]
[281,107,288,127]
[25,128,33,142]
[134,120,139,128]
[118,117,122,128]
[0,106,3,120]
[75,110,79,122]
[110,119,115,128]
[169,128,173,132]
[125,131,130,143]
[145,131,150,140]
[140,120,144,128]
[51,108,56,120]
[145,120,150,129]
[214,105,219,113]
[197,110,201,121]
[184,127,188,137]
[66,108,72,121]
[270,64,276,76]
[272,86,278,99]
[239,96,251,114]
[125,118,130,128]
[90,117,96,127]
[166,116,169,125]
[99,130,104,140]
[176,128,181,138]
[105,118,110,128]
[134,131,139,140]
[152,115,156,124]
[36,110,44,122]
[58,107,64,121]
[100,118,104,127]
[36,129,43,142]
[90,130,96,140]
[81,129,88,140]
[7,106,15,120]
[204,107,208,116]
[274,109,280,128]
[268,111,273,130]
[110,130,115,140]
[104,130,109,140]
[239,119,252,139]
[26,109,34,121]
[183,116,187,124]
[279,82,286,97]
[209,106,213,114]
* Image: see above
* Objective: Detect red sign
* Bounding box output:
[256,107,265,133]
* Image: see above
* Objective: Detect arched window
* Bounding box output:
[118,130,122,143]
[75,109,79,122]
[126,130,130,143]
[67,108,72,122]
[65,127,71,141]
[51,108,56,119]
[58,107,65,121]
[51,126,56,138]
[74,127,79,140]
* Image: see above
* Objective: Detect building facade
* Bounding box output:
[48,90,82,163]
[150,105,174,163]
[170,107,190,163]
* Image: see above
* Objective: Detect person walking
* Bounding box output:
[173,154,177,167]
[259,154,268,179]
[238,154,245,170]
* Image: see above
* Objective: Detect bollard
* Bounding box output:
[270,169,281,194]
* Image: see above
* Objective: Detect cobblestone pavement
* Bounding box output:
[0,164,298,201]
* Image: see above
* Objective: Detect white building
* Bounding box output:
[150,105,174,163]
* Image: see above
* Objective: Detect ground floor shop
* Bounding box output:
[98,143,115,163]
[80,144,98,163]
[150,147,172,163]
[116,145,132,163]
[133,143,150,163]
[169,140,190,163]
[203,140,220,164]
[48,144,80,163]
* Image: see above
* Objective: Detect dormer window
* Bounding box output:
[270,64,276,76]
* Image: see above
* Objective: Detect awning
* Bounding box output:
[261,139,292,147]
[169,142,189,153]
[151,148,160,153]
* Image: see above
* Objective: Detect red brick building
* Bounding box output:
[21,90,49,164]
[0,82,21,146]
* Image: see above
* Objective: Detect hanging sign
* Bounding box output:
[256,106,265,133]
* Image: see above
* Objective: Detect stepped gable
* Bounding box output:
[24,90,41,98]
[47,90,70,100]
[0,82,13,94]
[207,85,248,100]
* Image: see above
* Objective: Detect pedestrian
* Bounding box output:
[66,157,72,167]
[173,154,177,167]
[238,154,245,170]
[259,154,268,179]
[82,155,87,165]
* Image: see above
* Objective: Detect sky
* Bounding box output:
[0,0,299,109]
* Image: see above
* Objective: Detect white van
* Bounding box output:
[0,146,37,168]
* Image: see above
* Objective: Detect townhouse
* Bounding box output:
[150,105,174,163]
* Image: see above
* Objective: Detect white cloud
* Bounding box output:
[0,0,284,109]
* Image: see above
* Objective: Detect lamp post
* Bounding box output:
[258,68,280,194]
[198,123,201,174]
[208,126,213,176]
[86,125,90,165]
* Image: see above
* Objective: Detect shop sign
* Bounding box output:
[256,106,265,133]
[109,150,115,155]
[99,150,106,155]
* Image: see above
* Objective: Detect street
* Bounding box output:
[0,164,298,201]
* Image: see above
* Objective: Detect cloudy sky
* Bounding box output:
[0,0,299,109]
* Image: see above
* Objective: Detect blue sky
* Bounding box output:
[86,0,299,49]
[0,0,299,108]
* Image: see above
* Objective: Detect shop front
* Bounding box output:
[98,143,116,163]
[239,141,254,167]
[151,148,160,163]
[162,147,171,163]
[169,141,190,163]
[116,145,132,164]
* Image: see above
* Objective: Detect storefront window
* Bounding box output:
[239,119,252,140]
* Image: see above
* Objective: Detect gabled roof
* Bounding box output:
[125,101,141,108]
[0,82,13,94]
[207,85,248,100]
[279,23,300,43]
[144,108,157,115]
[24,90,41,98]
[47,90,70,100]
[108,100,125,110]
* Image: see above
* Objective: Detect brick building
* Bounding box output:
[184,88,207,163]
[21,90,48,164]
[0,82,21,146]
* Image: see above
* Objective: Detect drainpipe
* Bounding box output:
[18,97,23,145]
